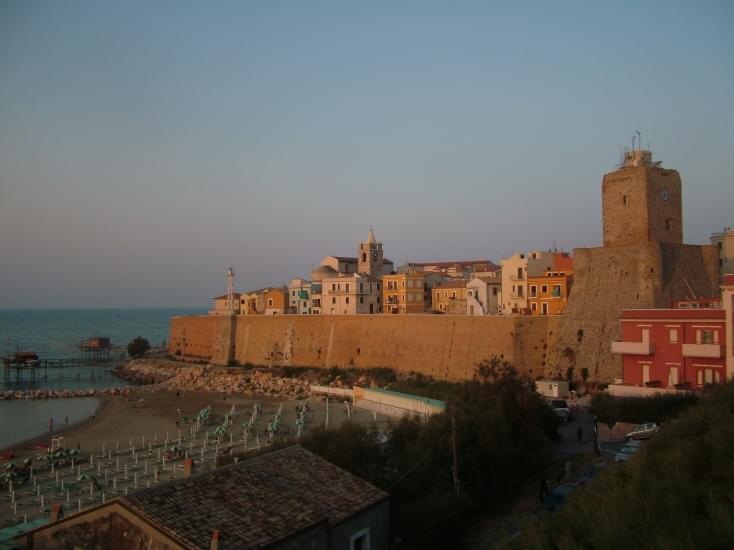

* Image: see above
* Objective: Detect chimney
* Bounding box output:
[210,529,220,550]
[183,457,193,478]
[51,503,63,523]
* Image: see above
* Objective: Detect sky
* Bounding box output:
[1,0,732,308]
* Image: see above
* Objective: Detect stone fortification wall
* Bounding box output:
[548,242,719,382]
[169,315,559,381]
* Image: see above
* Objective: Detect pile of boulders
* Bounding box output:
[0,387,131,400]
[118,359,314,399]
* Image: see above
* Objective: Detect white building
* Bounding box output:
[288,278,313,314]
[711,227,734,276]
[466,271,502,315]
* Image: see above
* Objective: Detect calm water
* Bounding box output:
[0,397,100,450]
[0,308,204,449]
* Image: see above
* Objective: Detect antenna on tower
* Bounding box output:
[636,130,641,151]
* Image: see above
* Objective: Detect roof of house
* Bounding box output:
[213,292,242,300]
[620,308,725,320]
[328,256,393,265]
[123,446,388,549]
[409,260,498,270]
[434,280,467,289]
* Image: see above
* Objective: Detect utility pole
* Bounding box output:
[451,411,460,494]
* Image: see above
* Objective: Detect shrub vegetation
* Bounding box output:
[513,382,734,550]
[127,336,150,358]
[227,357,559,547]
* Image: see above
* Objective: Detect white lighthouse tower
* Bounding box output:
[226,266,236,314]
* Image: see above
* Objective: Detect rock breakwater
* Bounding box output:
[118,358,315,399]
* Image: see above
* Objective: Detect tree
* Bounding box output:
[127,336,150,358]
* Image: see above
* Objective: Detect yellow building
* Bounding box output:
[528,254,573,315]
[263,287,288,315]
[431,280,467,314]
[383,270,425,314]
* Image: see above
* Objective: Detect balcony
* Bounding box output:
[611,341,655,355]
[681,343,723,358]
[510,274,524,282]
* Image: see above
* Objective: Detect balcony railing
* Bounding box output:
[681,343,723,358]
[610,341,655,355]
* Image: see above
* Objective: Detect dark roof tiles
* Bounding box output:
[123,446,387,549]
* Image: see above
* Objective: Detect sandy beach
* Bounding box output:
[2,388,378,458]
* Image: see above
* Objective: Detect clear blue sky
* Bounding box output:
[1,0,732,308]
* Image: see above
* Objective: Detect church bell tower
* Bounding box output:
[358,229,383,276]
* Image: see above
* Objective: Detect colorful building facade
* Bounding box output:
[612,273,734,389]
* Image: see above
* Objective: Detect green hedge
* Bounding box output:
[591,391,700,425]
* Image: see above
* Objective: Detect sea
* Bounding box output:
[0,308,205,449]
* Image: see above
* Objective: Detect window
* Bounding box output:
[362,253,367,262]
[452,291,456,299]
[530,285,537,297]
[346,297,350,304]
[332,284,336,291]
[702,330,714,344]
[360,283,364,292]
[346,284,350,293]
[268,299,273,307]
[332,298,336,304]
[517,286,523,298]
[492,287,498,296]
[552,284,561,297]
[669,329,678,343]
[541,284,548,294]
[360,297,364,304]
[665,219,672,231]
[292,291,296,297]
[517,267,523,280]
[623,195,629,205]
[531,302,537,311]
[541,302,548,315]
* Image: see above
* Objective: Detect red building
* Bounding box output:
[612,274,734,390]
[612,308,726,389]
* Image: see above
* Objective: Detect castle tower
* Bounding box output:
[358,229,383,276]
[548,146,719,383]
[602,149,683,247]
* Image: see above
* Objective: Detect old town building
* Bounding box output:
[432,280,467,314]
[466,271,502,315]
[611,274,734,390]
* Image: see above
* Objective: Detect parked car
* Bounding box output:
[549,399,573,422]
[625,422,659,441]
[614,440,644,463]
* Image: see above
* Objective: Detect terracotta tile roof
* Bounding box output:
[123,446,388,549]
